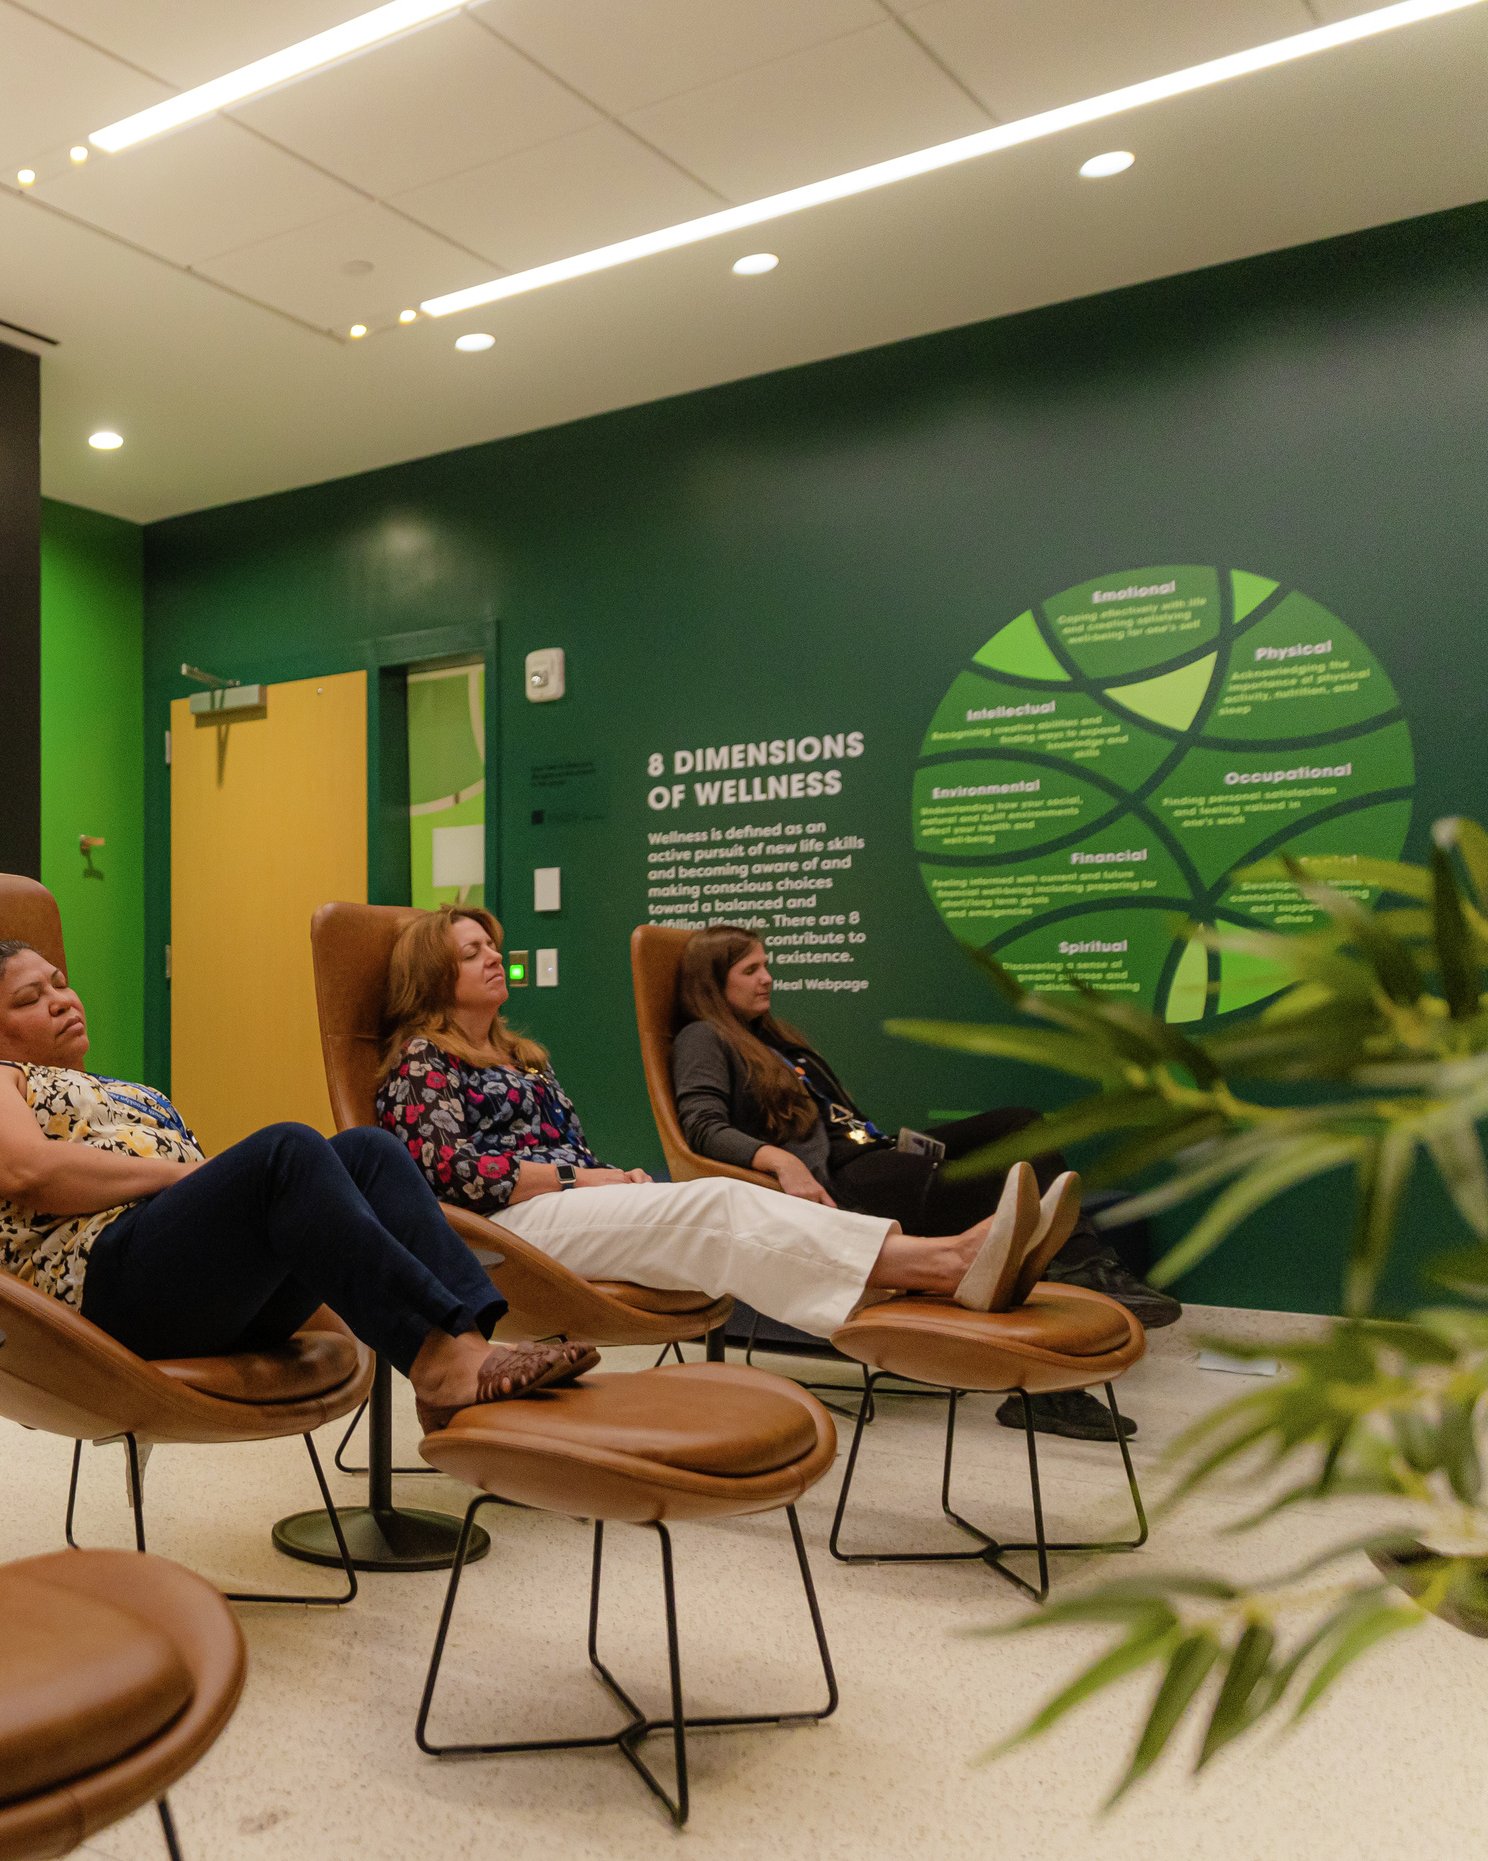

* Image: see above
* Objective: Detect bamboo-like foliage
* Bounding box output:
[888,816,1488,1801]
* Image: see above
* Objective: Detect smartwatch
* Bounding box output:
[555,1162,578,1190]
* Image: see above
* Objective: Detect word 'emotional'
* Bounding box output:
[1091,581,1177,603]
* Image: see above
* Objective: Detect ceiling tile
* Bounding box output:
[230,14,598,199]
[28,118,363,267]
[194,201,494,331]
[623,22,992,201]
[472,0,884,116]
[20,1,378,88]
[393,121,726,271]
[899,0,1316,120]
[0,7,167,174]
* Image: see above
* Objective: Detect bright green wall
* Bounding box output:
[40,499,145,1080]
[142,202,1488,1316]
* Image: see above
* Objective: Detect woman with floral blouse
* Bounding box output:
[374,907,1078,1334]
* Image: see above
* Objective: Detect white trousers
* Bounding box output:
[492,1176,893,1338]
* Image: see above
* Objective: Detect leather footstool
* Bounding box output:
[0,1550,246,1861]
[416,1363,839,1826]
[828,1284,1149,1600]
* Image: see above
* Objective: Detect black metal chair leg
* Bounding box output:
[64,1438,84,1549]
[156,1796,184,1861]
[831,1373,1148,1599]
[651,1340,686,1367]
[418,1498,837,1827]
[333,1395,438,1476]
[227,1434,358,1606]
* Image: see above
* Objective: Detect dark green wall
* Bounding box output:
[143,202,1488,1316]
[40,500,146,1080]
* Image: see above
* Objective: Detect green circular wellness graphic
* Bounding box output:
[913,566,1414,1021]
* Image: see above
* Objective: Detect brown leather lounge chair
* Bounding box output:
[415,1362,838,1827]
[311,902,733,1354]
[827,1284,1149,1602]
[0,874,372,1603]
[0,1540,246,1861]
[629,923,773,1191]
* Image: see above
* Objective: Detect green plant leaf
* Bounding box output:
[1195,1623,1277,1769]
[1431,843,1483,1021]
[943,1091,1176,1181]
[1435,817,1488,913]
[1238,854,1432,902]
[1106,1633,1223,1807]
[1292,1602,1421,1722]
[1438,1396,1482,1504]
[1422,1117,1488,1244]
[1148,1137,1362,1288]
[988,1622,1180,1757]
[1083,1113,1234,1194]
[1277,859,1426,1006]
[1345,1127,1417,1318]
[882,1018,1122,1084]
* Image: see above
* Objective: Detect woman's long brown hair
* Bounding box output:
[381,905,549,1074]
[677,924,819,1142]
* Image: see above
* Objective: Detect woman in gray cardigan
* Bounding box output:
[672,925,1180,1441]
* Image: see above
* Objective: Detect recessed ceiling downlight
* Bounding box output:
[454,332,495,352]
[732,252,779,276]
[88,430,123,451]
[16,168,36,186]
[421,0,1488,320]
[348,323,368,339]
[1079,149,1136,177]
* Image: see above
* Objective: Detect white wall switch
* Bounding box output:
[533,866,561,912]
[536,948,559,988]
[525,648,565,703]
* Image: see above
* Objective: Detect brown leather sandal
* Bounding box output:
[416,1341,589,1435]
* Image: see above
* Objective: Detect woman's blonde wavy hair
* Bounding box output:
[381,904,549,1074]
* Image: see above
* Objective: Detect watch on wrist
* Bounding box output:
[555,1162,578,1190]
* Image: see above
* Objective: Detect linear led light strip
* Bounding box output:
[421,0,1484,317]
[89,0,463,152]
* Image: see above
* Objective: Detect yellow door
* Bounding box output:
[170,671,367,1154]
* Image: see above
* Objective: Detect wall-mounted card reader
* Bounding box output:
[505,949,530,986]
[536,948,559,988]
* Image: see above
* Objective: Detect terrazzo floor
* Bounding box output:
[5,1305,1483,1861]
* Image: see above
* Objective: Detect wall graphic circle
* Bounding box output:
[913,566,1414,1021]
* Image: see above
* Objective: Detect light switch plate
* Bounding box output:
[525,648,565,703]
[534,866,561,912]
[536,948,559,987]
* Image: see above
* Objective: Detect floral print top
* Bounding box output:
[0,1063,203,1308]
[375,1037,606,1216]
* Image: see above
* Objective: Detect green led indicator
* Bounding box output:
[508,962,526,981]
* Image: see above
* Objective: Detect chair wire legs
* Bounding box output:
[416,1496,838,1827]
[332,1397,437,1476]
[828,1375,1148,1603]
[156,1797,184,1861]
[64,1432,359,1606]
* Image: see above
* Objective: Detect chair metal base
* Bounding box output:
[157,1797,183,1860]
[416,1496,837,1827]
[829,1373,1148,1603]
[65,1432,360,1605]
[333,1397,438,1477]
[273,1503,490,1572]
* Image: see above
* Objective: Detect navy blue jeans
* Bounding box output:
[81,1123,506,1375]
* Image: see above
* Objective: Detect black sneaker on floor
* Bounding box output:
[1042,1251,1183,1330]
[995,1390,1136,1442]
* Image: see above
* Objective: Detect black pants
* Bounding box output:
[830,1107,1100,1254]
[81,1124,506,1376]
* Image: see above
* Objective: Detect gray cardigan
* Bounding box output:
[670,1020,831,1183]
